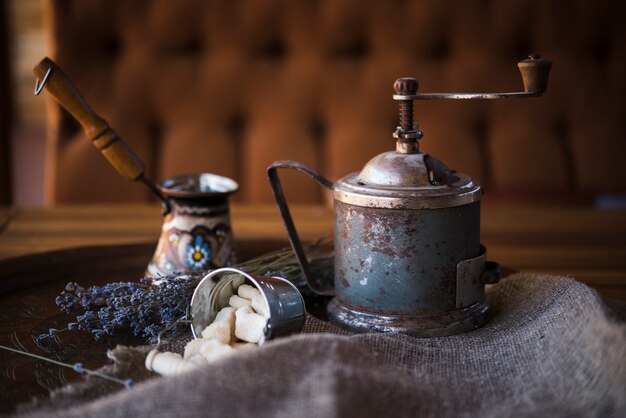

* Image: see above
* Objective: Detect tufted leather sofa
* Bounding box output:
[43,0,626,205]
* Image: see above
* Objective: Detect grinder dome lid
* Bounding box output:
[333,77,482,209]
[333,150,482,209]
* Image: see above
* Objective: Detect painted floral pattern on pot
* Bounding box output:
[185,235,212,270]
[147,210,236,278]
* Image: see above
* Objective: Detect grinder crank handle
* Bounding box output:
[32,57,171,214]
[267,161,335,296]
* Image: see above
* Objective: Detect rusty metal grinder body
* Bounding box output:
[268,56,551,336]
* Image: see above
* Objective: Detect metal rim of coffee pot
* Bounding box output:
[189,267,306,341]
[159,173,239,199]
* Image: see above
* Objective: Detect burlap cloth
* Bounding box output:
[13,273,626,417]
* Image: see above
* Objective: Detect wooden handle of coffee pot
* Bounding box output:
[33,57,144,182]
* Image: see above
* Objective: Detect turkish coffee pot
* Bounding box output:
[268,55,552,336]
[33,58,238,277]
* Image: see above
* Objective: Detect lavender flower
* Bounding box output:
[49,238,331,343]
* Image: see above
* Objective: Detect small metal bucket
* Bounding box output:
[189,267,306,342]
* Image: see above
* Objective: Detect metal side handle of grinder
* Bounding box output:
[267,161,335,296]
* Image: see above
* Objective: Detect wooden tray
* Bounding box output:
[0,239,287,414]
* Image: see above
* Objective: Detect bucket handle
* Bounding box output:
[267,161,335,296]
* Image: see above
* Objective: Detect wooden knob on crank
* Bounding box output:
[518,54,552,94]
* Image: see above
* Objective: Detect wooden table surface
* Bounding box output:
[1,204,625,300]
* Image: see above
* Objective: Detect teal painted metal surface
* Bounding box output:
[333,201,480,315]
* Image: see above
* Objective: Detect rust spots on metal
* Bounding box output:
[333,199,485,333]
[340,226,349,241]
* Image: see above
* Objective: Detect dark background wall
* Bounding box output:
[0,1,12,205]
[6,0,626,206]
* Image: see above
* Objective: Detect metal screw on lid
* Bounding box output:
[393,77,418,132]
[393,77,424,153]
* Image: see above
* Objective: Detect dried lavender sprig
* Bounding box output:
[46,237,333,344]
[0,344,133,389]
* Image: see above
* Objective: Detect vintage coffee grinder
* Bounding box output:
[268,55,552,336]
